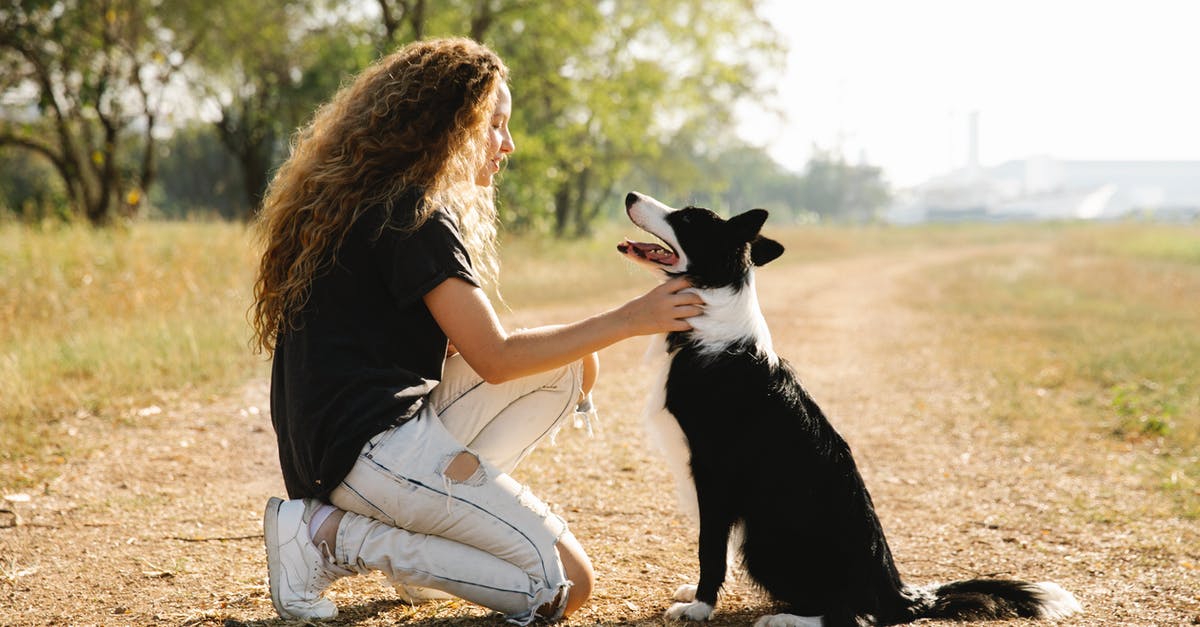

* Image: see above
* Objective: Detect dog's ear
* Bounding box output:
[751,235,784,266]
[728,209,769,242]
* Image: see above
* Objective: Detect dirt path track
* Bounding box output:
[2,242,1197,626]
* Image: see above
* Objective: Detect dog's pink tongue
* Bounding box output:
[620,239,677,265]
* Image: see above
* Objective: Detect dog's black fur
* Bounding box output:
[618,191,1079,626]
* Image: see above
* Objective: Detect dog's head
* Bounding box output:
[617,191,784,289]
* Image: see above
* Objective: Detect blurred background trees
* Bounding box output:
[0,0,202,224]
[0,0,892,230]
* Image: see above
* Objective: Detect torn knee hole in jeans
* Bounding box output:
[441,450,484,485]
[439,451,484,513]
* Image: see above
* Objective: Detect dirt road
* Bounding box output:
[2,243,1197,626]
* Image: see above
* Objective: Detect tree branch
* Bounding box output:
[0,132,63,168]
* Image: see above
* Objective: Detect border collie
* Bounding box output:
[617,191,1081,627]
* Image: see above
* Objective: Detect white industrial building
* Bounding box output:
[887,114,1200,224]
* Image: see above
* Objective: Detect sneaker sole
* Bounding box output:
[263,496,291,619]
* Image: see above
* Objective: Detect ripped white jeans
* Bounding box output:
[329,355,583,624]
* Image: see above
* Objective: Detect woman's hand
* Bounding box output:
[617,276,705,336]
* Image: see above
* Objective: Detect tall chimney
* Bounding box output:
[968,110,980,173]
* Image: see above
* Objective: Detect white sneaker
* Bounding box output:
[264,497,353,620]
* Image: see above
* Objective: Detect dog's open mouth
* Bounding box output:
[618,239,679,266]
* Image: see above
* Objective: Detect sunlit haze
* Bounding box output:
[739,0,1200,187]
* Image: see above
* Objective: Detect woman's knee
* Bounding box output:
[443,450,481,482]
[556,532,594,617]
[579,352,599,399]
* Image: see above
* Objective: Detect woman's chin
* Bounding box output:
[475,168,500,187]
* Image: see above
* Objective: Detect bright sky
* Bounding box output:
[738,0,1200,187]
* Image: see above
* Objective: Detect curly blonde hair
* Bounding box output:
[251,38,508,355]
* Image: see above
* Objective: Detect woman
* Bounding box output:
[250,38,702,623]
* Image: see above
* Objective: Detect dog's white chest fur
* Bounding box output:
[681,275,776,364]
[641,273,776,523]
[642,335,698,523]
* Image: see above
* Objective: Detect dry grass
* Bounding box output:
[902,224,1200,516]
[0,221,264,487]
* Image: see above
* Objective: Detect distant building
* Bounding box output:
[888,157,1200,224]
[886,114,1200,224]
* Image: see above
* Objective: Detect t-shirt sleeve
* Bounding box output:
[371,210,481,309]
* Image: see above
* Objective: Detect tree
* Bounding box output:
[634,143,810,221]
[0,147,67,220]
[186,1,373,217]
[502,0,784,236]
[375,0,428,43]
[798,148,891,223]
[0,0,199,224]
[152,123,244,218]
[373,0,784,236]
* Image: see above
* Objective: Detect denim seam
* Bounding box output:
[510,379,578,471]
[336,480,395,526]
[360,455,555,586]
[435,378,487,415]
[404,568,533,599]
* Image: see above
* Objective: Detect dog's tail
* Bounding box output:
[895,578,1081,623]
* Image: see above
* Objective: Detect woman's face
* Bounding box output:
[476,82,515,187]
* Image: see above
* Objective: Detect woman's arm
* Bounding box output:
[423,276,702,384]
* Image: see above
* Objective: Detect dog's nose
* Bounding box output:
[625,192,641,209]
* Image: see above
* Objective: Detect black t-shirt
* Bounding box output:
[270,195,479,500]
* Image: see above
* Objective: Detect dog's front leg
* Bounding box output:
[667,469,732,621]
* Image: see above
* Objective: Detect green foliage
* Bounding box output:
[372,0,787,236]
[503,1,786,235]
[3,1,894,229]
[151,124,245,218]
[0,148,69,221]
[1110,382,1176,439]
[797,147,892,222]
[0,0,199,223]
[630,142,816,222]
[188,1,375,216]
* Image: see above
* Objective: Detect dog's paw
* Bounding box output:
[666,600,714,621]
[673,584,698,602]
[753,614,823,627]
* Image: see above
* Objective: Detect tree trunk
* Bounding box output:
[469,3,490,41]
[379,0,427,43]
[571,166,592,237]
[553,181,571,237]
[411,0,426,39]
[240,140,273,218]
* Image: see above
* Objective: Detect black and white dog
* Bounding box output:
[617,192,1081,627]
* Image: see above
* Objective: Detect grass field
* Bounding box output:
[0,221,264,486]
[900,224,1200,515]
[1,219,1197,515]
